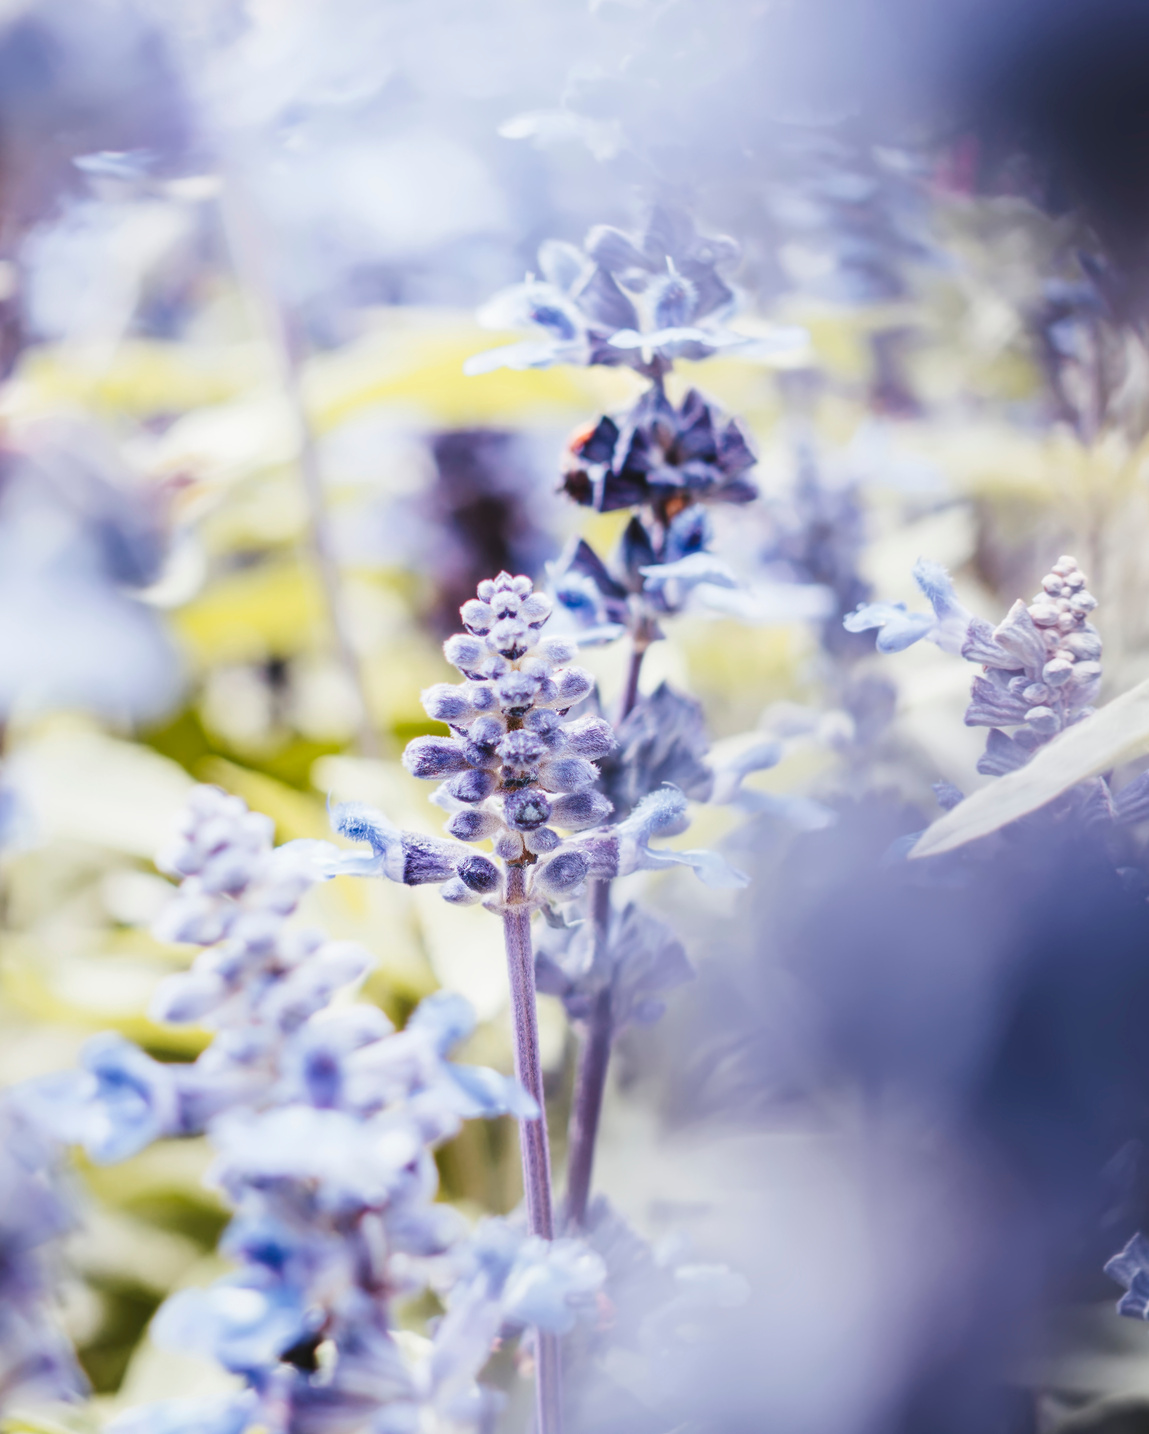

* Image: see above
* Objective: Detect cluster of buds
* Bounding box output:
[962,555,1102,776]
[151,785,370,1034]
[397,572,618,906]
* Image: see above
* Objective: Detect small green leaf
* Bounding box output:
[911,676,1149,858]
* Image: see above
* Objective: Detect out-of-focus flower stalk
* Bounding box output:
[219,176,380,757]
[565,650,647,1228]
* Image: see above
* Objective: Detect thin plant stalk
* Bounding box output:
[219,177,380,758]
[502,863,562,1434]
[565,636,647,1227]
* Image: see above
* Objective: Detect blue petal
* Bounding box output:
[153,1280,315,1374]
[448,1064,539,1120]
[407,991,476,1055]
[329,802,397,856]
[81,1032,178,1163]
[912,558,962,619]
[843,602,934,653]
[278,838,384,879]
[640,552,737,592]
[638,844,749,889]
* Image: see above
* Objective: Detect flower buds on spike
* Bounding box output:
[534,849,591,897]
[447,809,502,843]
[403,738,470,779]
[457,855,501,894]
[563,717,616,759]
[539,756,598,793]
[550,791,613,830]
[421,684,476,724]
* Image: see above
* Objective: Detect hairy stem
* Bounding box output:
[618,636,648,729]
[502,864,562,1434]
[565,882,613,1227]
[565,638,648,1227]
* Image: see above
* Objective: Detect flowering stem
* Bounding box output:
[618,634,649,728]
[501,863,562,1434]
[565,882,613,1228]
[565,639,648,1228]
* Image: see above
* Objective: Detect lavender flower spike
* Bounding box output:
[320,570,626,1434]
[844,557,973,654]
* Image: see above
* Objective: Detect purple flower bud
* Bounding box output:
[491,589,521,619]
[496,670,541,714]
[499,730,546,781]
[539,756,597,792]
[550,791,613,830]
[494,829,525,861]
[457,855,500,893]
[524,709,563,746]
[440,877,482,906]
[403,737,470,779]
[447,808,502,842]
[150,969,228,1024]
[563,716,615,759]
[533,675,559,706]
[538,634,576,665]
[443,634,485,673]
[467,713,506,747]
[520,592,552,627]
[461,739,501,770]
[1024,705,1060,736]
[1064,628,1102,660]
[492,618,530,658]
[461,599,495,634]
[465,681,498,712]
[525,826,560,854]
[421,683,475,724]
[534,849,591,896]
[504,788,552,831]
[446,768,499,804]
[553,667,593,707]
[1041,659,1073,687]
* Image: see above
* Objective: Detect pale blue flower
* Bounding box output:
[843,558,972,654]
[153,1279,318,1376]
[18,1032,179,1163]
[617,785,748,889]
